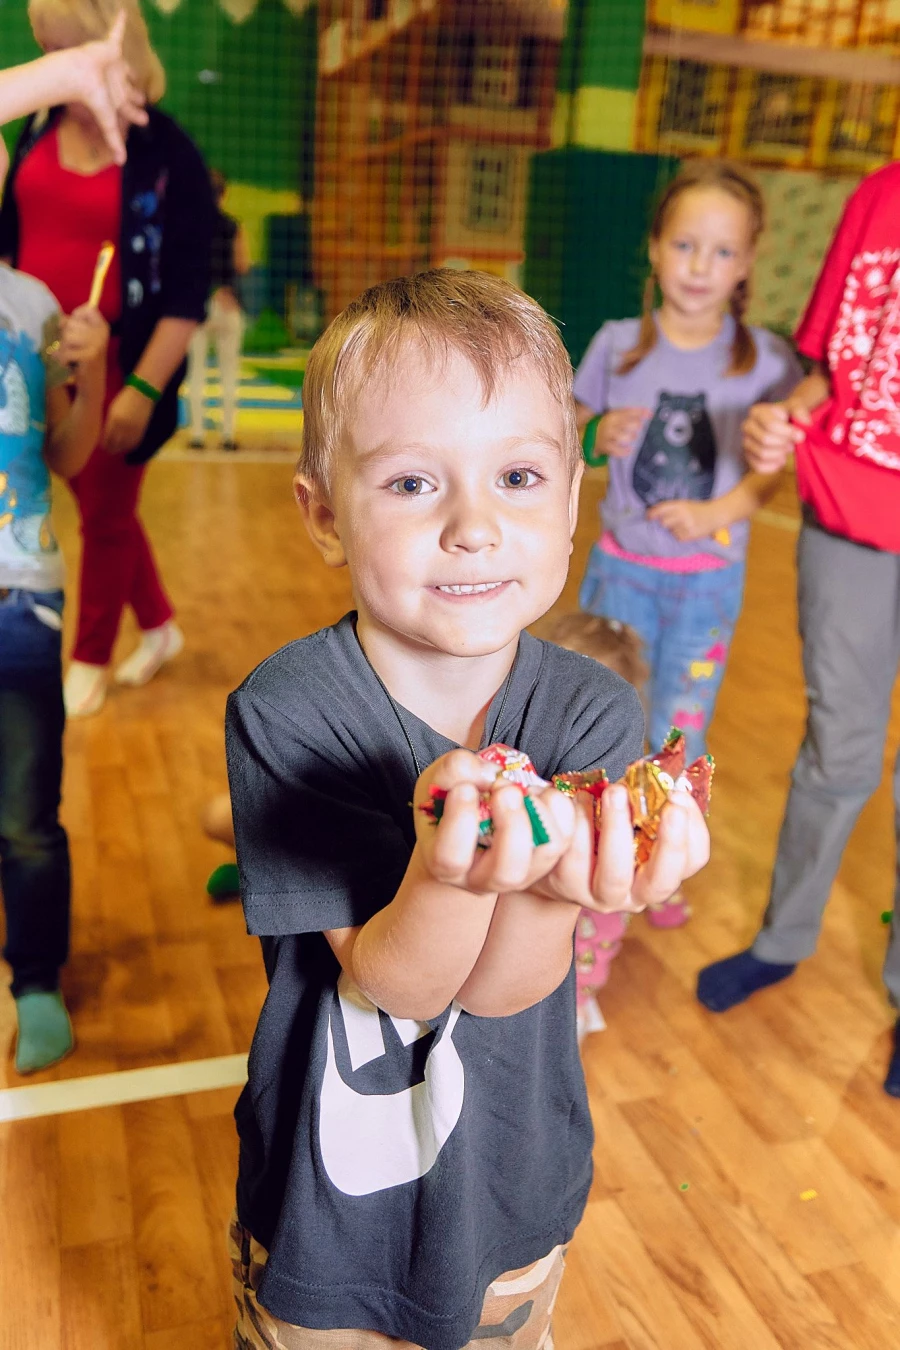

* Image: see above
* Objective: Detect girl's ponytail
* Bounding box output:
[617,274,659,376]
[728,276,757,376]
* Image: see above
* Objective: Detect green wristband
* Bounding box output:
[581,415,607,467]
[126,372,162,403]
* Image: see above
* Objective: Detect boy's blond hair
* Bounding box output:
[29,0,165,103]
[545,612,649,699]
[299,269,579,491]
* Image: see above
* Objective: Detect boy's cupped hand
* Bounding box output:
[530,782,709,914]
[413,750,577,896]
[413,751,709,909]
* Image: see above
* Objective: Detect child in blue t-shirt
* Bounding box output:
[575,161,801,776]
[0,27,134,1070]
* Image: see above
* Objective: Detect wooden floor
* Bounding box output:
[2,448,900,1350]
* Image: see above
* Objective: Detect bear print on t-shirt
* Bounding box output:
[631,391,717,507]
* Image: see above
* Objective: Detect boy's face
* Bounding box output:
[302,344,581,662]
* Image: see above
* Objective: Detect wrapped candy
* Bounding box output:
[420,730,714,859]
[624,729,714,864]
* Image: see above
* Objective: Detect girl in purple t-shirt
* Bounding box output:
[574,162,800,928]
[574,161,800,926]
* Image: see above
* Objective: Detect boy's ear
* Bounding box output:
[568,459,584,551]
[294,473,346,569]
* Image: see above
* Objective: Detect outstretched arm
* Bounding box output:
[0,14,146,165]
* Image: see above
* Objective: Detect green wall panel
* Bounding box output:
[557,0,646,97]
[524,147,679,367]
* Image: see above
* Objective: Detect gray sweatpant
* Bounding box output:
[752,523,900,1006]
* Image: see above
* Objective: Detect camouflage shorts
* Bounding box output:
[229,1213,564,1350]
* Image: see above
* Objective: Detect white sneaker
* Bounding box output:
[114,620,184,687]
[64,661,108,717]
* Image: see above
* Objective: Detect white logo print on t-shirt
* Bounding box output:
[318,972,465,1197]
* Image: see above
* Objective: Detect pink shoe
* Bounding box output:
[575,910,629,991]
[646,889,692,929]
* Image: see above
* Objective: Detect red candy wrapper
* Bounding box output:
[419,730,714,856]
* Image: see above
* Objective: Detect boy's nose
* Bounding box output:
[440,498,501,552]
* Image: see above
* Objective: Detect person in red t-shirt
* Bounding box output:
[696,162,900,1096]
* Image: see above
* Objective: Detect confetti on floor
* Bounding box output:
[800,1189,818,1201]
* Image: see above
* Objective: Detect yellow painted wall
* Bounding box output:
[648,0,740,36]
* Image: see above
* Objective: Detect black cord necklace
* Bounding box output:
[358,638,518,779]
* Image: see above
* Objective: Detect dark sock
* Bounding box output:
[696,948,796,1013]
[884,1021,900,1097]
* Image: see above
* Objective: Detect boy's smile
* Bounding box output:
[299,343,581,681]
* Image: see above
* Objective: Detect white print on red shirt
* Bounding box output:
[826,248,900,472]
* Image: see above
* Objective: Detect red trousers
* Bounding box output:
[68,366,173,665]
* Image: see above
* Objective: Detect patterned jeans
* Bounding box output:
[579,544,745,761]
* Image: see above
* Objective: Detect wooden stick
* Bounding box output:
[88,241,116,308]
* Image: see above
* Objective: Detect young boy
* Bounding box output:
[226,270,709,1349]
[0,38,119,1071]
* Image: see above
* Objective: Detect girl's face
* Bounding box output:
[649,186,756,322]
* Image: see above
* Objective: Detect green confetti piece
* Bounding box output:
[524,794,551,846]
[206,863,240,901]
[679,1182,690,1192]
[882,911,894,925]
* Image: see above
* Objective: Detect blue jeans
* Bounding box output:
[0,589,70,996]
[579,545,745,760]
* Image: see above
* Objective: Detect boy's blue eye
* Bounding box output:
[396,476,423,495]
[501,468,533,489]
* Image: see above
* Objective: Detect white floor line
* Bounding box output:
[0,1052,248,1123]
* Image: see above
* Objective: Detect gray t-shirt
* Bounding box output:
[0,265,63,591]
[225,613,644,1350]
[573,313,802,564]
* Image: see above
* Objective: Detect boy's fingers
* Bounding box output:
[679,793,711,877]
[514,788,577,889]
[592,785,642,912]
[536,786,576,846]
[540,792,595,903]
[632,793,709,907]
[428,783,483,885]
[631,796,689,908]
[470,786,535,893]
[415,750,497,810]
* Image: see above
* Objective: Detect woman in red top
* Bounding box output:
[2,0,213,716]
[696,162,900,1098]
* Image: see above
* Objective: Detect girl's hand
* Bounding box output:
[531,785,709,914]
[66,12,148,164]
[742,399,808,474]
[413,750,576,896]
[646,497,723,542]
[58,305,109,374]
[102,384,154,455]
[596,407,650,459]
